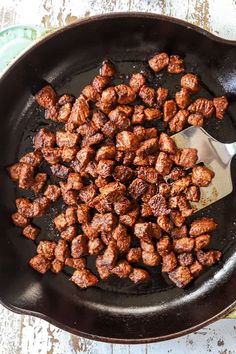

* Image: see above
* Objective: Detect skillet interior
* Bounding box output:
[0,13,236,343]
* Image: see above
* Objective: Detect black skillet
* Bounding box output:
[0,13,236,344]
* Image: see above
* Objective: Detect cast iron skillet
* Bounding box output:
[0,13,236,344]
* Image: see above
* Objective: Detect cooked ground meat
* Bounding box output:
[9,55,225,290]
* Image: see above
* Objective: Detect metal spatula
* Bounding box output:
[172,126,236,212]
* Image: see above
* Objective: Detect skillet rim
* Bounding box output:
[0,12,236,343]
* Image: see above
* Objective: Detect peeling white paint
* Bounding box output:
[0,0,236,353]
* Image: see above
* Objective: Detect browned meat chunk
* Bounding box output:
[156,87,168,107]
[81,132,104,148]
[41,147,61,165]
[31,173,47,194]
[58,94,74,105]
[96,255,111,280]
[168,266,193,288]
[167,55,184,74]
[171,177,192,196]
[196,250,222,267]
[113,196,131,215]
[99,181,126,202]
[18,163,34,189]
[44,184,61,202]
[51,164,70,179]
[188,113,204,127]
[120,208,139,227]
[57,102,72,123]
[157,235,172,256]
[77,204,91,224]
[171,225,188,239]
[113,165,134,183]
[132,105,145,124]
[177,195,194,217]
[123,152,135,166]
[178,253,193,267]
[12,212,29,228]
[163,100,177,122]
[100,241,119,269]
[186,185,200,202]
[149,194,170,216]
[190,260,203,277]
[69,95,90,126]
[128,178,148,199]
[54,213,68,232]
[171,148,198,168]
[129,73,146,93]
[148,53,169,72]
[112,260,133,278]
[34,128,56,149]
[141,202,152,217]
[20,151,43,167]
[162,251,177,272]
[169,109,189,133]
[126,247,142,263]
[173,237,194,253]
[136,138,158,158]
[82,84,100,102]
[155,152,173,176]
[102,121,116,138]
[56,131,79,148]
[115,84,136,104]
[71,269,98,288]
[65,257,86,270]
[112,224,131,254]
[195,234,211,251]
[31,196,50,217]
[75,146,94,172]
[54,239,70,262]
[7,162,22,182]
[213,96,228,119]
[35,85,57,109]
[37,240,56,260]
[67,172,83,190]
[79,183,97,204]
[100,87,117,107]
[77,121,98,137]
[92,75,109,93]
[175,88,191,109]
[96,145,116,161]
[144,127,158,139]
[188,98,214,118]
[139,85,156,106]
[71,235,88,258]
[157,215,173,233]
[169,167,186,181]
[159,133,176,154]
[51,259,64,273]
[15,197,34,218]
[116,131,139,152]
[97,159,115,178]
[29,254,51,274]
[61,225,77,241]
[189,217,217,237]
[191,165,214,187]
[181,73,200,94]
[22,224,40,240]
[144,107,162,121]
[129,268,150,283]
[91,110,108,129]
[65,206,77,225]
[137,167,159,184]
[170,210,186,227]
[88,238,104,255]
[82,223,99,239]
[100,59,115,77]
[45,105,59,121]
[133,125,146,141]
[168,195,179,209]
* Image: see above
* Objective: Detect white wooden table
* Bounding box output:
[1,1,236,353]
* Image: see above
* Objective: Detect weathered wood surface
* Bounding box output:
[0,1,236,353]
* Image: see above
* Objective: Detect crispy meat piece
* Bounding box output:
[29,254,51,274]
[58,94,74,105]
[170,210,186,228]
[148,53,169,72]
[71,235,88,258]
[162,251,177,272]
[127,247,142,263]
[65,206,77,225]
[37,240,56,260]
[173,237,195,253]
[171,148,198,168]
[112,224,131,254]
[186,185,200,202]
[100,59,115,77]
[82,223,99,239]
[57,102,72,123]
[22,224,40,240]
[169,167,186,181]
[82,84,100,102]
[169,195,179,209]
[157,215,173,233]
[92,75,109,93]
[54,239,70,262]
[7,162,22,182]
[144,107,162,121]
[132,105,145,124]
[18,163,34,189]
[96,145,116,161]
[181,73,200,94]
[20,150,43,167]
[178,253,193,267]
[71,269,98,288]
[195,234,211,251]
[169,109,189,133]
[115,84,136,104]
[31,196,50,217]
[79,184,97,204]
[136,138,158,158]
[170,176,192,196]
[163,100,177,122]
[69,95,90,126]
[129,73,146,93]
[44,184,61,202]
[155,152,173,176]
[196,250,222,267]
[113,165,134,183]
[77,204,91,224]
[157,235,172,256]
[61,225,77,241]
[56,131,79,148]
[15,197,34,218]
[97,159,115,178]
[113,196,131,215]
[175,88,191,109]
[120,208,139,227]
[128,178,148,199]
[88,238,104,255]
[51,259,64,273]
[100,241,118,268]
[35,85,57,109]
[156,87,168,107]
[45,105,59,121]
[177,195,194,217]
[41,147,61,165]
[101,121,116,139]
[81,132,104,148]
[213,96,228,120]
[34,128,56,149]
[112,260,133,278]
[95,176,109,188]
[133,125,146,141]
[167,55,184,74]
[188,113,204,127]
[137,167,159,184]
[67,172,83,190]
[171,225,188,239]
[139,85,156,106]
[189,217,217,237]
[92,212,117,233]
[96,255,111,280]
[158,183,171,197]
[75,147,94,173]
[134,222,153,241]
[65,257,86,269]
[109,107,130,131]
[159,133,176,154]
[188,98,214,118]
[190,260,203,277]
[116,131,139,152]
[51,164,70,179]
[129,268,150,283]
[144,127,158,139]
[168,266,193,288]
[31,173,47,194]
[142,250,161,266]
[91,110,108,129]
[99,181,126,202]
[54,213,68,232]
[12,212,29,228]
[191,165,214,187]
[149,194,170,216]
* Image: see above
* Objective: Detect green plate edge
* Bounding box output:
[0,24,235,320]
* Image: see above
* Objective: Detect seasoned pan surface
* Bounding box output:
[0,13,236,343]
